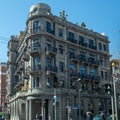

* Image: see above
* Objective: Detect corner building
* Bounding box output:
[7,3,111,120]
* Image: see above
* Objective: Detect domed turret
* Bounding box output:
[29,3,51,17]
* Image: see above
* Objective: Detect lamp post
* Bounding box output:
[53,89,57,120]
[70,78,81,120]
[112,61,118,120]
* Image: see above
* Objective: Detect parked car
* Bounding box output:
[0,116,4,120]
[93,114,111,120]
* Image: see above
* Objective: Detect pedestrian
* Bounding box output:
[86,112,93,120]
[39,114,42,120]
[35,114,40,120]
[100,112,106,120]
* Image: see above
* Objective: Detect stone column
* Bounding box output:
[26,100,29,120]
[11,103,13,120]
[29,99,33,120]
[16,100,18,120]
[41,99,44,119]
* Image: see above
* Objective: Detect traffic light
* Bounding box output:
[105,84,111,94]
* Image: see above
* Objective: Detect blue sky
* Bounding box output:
[0,0,120,62]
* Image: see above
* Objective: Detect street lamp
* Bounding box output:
[70,78,81,120]
[53,89,57,120]
[112,61,118,120]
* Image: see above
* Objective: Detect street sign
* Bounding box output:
[72,106,80,109]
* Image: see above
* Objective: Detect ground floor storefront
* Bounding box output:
[8,89,111,120]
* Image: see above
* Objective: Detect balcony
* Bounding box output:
[30,46,41,57]
[18,80,24,86]
[88,45,97,50]
[70,71,79,79]
[79,57,89,66]
[46,66,57,75]
[23,73,29,79]
[93,76,100,83]
[19,63,24,71]
[22,53,29,61]
[79,42,87,47]
[46,46,57,56]
[29,65,41,76]
[29,27,41,34]
[14,68,21,76]
[79,74,100,83]
[79,74,90,82]
[46,28,55,35]
[88,58,99,67]
[14,80,24,90]
[67,38,77,44]
[69,54,78,63]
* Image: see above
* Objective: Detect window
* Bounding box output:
[90,69,96,79]
[58,28,63,37]
[33,8,38,14]
[100,57,103,66]
[59,62,64,72]
[79,36,84,44]
[104,60,107,67]
[33,77,40,88]
[47,77,53,87]
[69,63,76,71]
[68,31,74,42]
[105,72,108,80]
[32,39,40,50]
[46,57,52,67]
[80,67,86,77]
[103,44,107,51]
[46,21,51,33]
[33,21,39,33]
[89,39,94,49]
[101,71,103,79]
[88,54,95,62]
[99,42,102,50]
[59,44,64,54]
[79,51,85,61]
[33,57,41,70]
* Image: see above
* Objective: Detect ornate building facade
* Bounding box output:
[7,3,111,120]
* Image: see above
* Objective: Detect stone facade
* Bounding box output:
[7,3,111,120]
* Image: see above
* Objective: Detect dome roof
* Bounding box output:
[30,3,51,13]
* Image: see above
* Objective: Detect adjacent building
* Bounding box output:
[7,3,111,120]
[0,62,7,112]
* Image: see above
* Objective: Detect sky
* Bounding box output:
[0,0,120,62]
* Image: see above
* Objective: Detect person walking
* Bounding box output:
[86,112,93,120]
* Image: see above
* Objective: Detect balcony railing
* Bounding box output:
[79,74,100,82]
[79,42,87,47]
[29,46,41,56]
[46,28,55,35]
[67,38,77,44]
[29,65,41,76]
[29,27,41,34]
[46,66,58,75]
[69,54,78,62]
[88,58,99,67]
[22,53,29,61]
[46,46,57,56]
[88,45,97,50]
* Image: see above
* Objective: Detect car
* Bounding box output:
[93,114,111,120]
[0,115,5,120]
[93,114,100,120]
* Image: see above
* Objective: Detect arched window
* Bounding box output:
[33,21,39,33]
[33,7,38,14]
